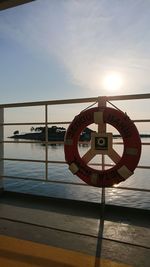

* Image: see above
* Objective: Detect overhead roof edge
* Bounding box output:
[0,0,35,11]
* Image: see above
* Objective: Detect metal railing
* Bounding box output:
[0,93,150,205]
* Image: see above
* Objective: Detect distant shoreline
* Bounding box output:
[9,132,150,141]
[9,126,92,142]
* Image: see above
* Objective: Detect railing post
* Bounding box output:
[97,97,107,205]
[0,108,4,194]
[45,104,48,181]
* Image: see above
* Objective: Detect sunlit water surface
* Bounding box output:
[3,138,150,210]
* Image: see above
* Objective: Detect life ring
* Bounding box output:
[64,107,141,187]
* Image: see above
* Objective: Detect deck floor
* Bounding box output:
[0,192,150,267]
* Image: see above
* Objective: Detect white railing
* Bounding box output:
[0,93,150,203]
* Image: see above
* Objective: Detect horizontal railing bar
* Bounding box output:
[0,93,150,108]
[3,158,67,164]
[0,97,98,108]
[3,157,150,169]
[137,165,150,169]
[2,141,65,145]
[0,137,150,145]
[0,157,67,164]
[2,141,87,145]
[106,93,150,101]
[3,158,45,163]
[1,140,150,146]
[90,163,150,169]
[112,142,150,145]
[113,142,150,145]
[2,122,45,126]
[3,175,150,192]
[0,140,100,143]
[1,121,71,126]
[44,160,66,164]
[140,142,150,145]
[1,120,150,127]
[2,141,98,144]
[134,119,150,122]
[2,140,45,144]
[112,186,150,192]
[1,141,90,145]
[3,175,85,185]
[89,163,150,169]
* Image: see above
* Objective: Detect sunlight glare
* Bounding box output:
[103,72,123,92]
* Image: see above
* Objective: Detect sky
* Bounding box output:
[0,0,150,132]
[1,0,150,100]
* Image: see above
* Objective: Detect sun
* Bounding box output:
[103,72,123,92]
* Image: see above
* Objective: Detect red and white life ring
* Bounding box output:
[64,107,141,187]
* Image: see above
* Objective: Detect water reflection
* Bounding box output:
[3,138,150,210]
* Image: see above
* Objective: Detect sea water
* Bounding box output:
[3,138,150,210]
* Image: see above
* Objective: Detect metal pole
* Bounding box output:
[97,96,106,203]
[0,108,4,194]
[94,98,107,267]
[45,105,48,181]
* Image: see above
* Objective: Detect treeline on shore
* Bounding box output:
[10,126,150,142]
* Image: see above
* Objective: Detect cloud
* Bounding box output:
[1,0,150,93]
